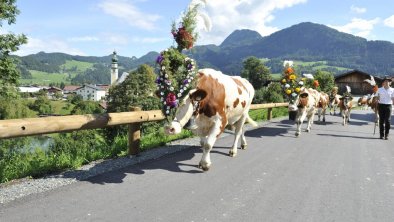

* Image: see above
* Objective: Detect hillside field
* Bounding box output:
[19,60,94,85]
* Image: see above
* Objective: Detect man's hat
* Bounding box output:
[382,76,392,82]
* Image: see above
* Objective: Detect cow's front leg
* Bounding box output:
[306,111,315,132]
[199,122,221,171]
[295,109,306,137]
[342,110,346,125]
[317,108,323,122]
[200,136,207,148]
[240,127,247,150]
[229,116,247,157]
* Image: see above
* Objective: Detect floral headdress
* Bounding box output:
[171,5,199,51]
[155,5,200,120]
[156,48,197,119]
[280,63,304,103]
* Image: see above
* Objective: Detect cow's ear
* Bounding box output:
[190,89,207,101]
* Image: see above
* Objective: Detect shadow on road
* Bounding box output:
[316,133,378,139]
[85,147,204,184]
[245,125,290,137]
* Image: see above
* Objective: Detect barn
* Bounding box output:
[335,70,383,95]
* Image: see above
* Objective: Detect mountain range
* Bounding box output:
[15,22,394,85]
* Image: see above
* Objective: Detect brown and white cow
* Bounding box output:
[165,68,257,171]
[358,96,369,110]
[368,95,379,124]
[338,96,353,125]
[328,93,340,115]
[317,92,329,122]
[288,88,320,137]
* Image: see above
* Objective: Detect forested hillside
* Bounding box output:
[15,22,394,85]
[14,51,159,85]
[192,22,394,75]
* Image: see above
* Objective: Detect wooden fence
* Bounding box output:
[0,103,288,155]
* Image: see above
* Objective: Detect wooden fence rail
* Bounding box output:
[0,102,288,154]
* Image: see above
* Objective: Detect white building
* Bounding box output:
[18,86,43,93]
[75,84,106,101]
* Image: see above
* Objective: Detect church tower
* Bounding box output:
[111,50,118,85]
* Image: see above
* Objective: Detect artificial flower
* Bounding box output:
[166,93,177,108]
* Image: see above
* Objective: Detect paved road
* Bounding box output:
[1,110,394,222]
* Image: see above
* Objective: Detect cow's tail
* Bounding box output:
[246,114,258,127]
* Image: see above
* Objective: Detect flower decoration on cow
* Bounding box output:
[280,63,303,103]
[171,4,199,52]
[155,5,199,121]
[156,48,197,119]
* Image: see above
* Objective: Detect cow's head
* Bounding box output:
[164,89,207,135]
[341,96,351,110]
[288,92,309,112]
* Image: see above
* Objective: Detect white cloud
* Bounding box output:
[350,5,366,14]
[98,0,161,31]
[383,15,394,28]
[328,18,380,38]
[13,36,86,56]
[101,33,129,45]
[131,37,168,44]
[68,36,100,42]
[192,0,307,45]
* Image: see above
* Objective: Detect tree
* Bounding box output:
[313,70,335,93]
[106,64,159,113]
[106,64,160,139]
[241,57,271,90]
[29,96,53,115]
[0,0,28,98]
[53,91,63,100]
[71,101,103,115]
[70,94,83,105]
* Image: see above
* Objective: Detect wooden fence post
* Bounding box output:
[267,108,273,120]
[128,107,141,156]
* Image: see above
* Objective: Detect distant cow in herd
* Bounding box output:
[317,92,329,122]
[165,68,256,171]
[338,96,353,125]
[358,95,379,123]
[328,92,340,115]
[288,88,320,137]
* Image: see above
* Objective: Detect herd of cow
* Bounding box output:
[164,68,373,171]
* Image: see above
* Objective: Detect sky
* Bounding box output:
[3,0,394,58]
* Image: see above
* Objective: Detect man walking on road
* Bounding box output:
[377,76,394,140]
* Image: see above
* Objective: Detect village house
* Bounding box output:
[62,85,80,94]
[75,84,107,101]
[47,86,63,95]
[334,69,383,95]
[18,86,42,94]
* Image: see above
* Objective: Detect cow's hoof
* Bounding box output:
[295,132,300,137]
[198,164,209,171]
[198,163,210,171]
[306,129,310,133]
[241,144,247,150]
[229,150,237,157]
